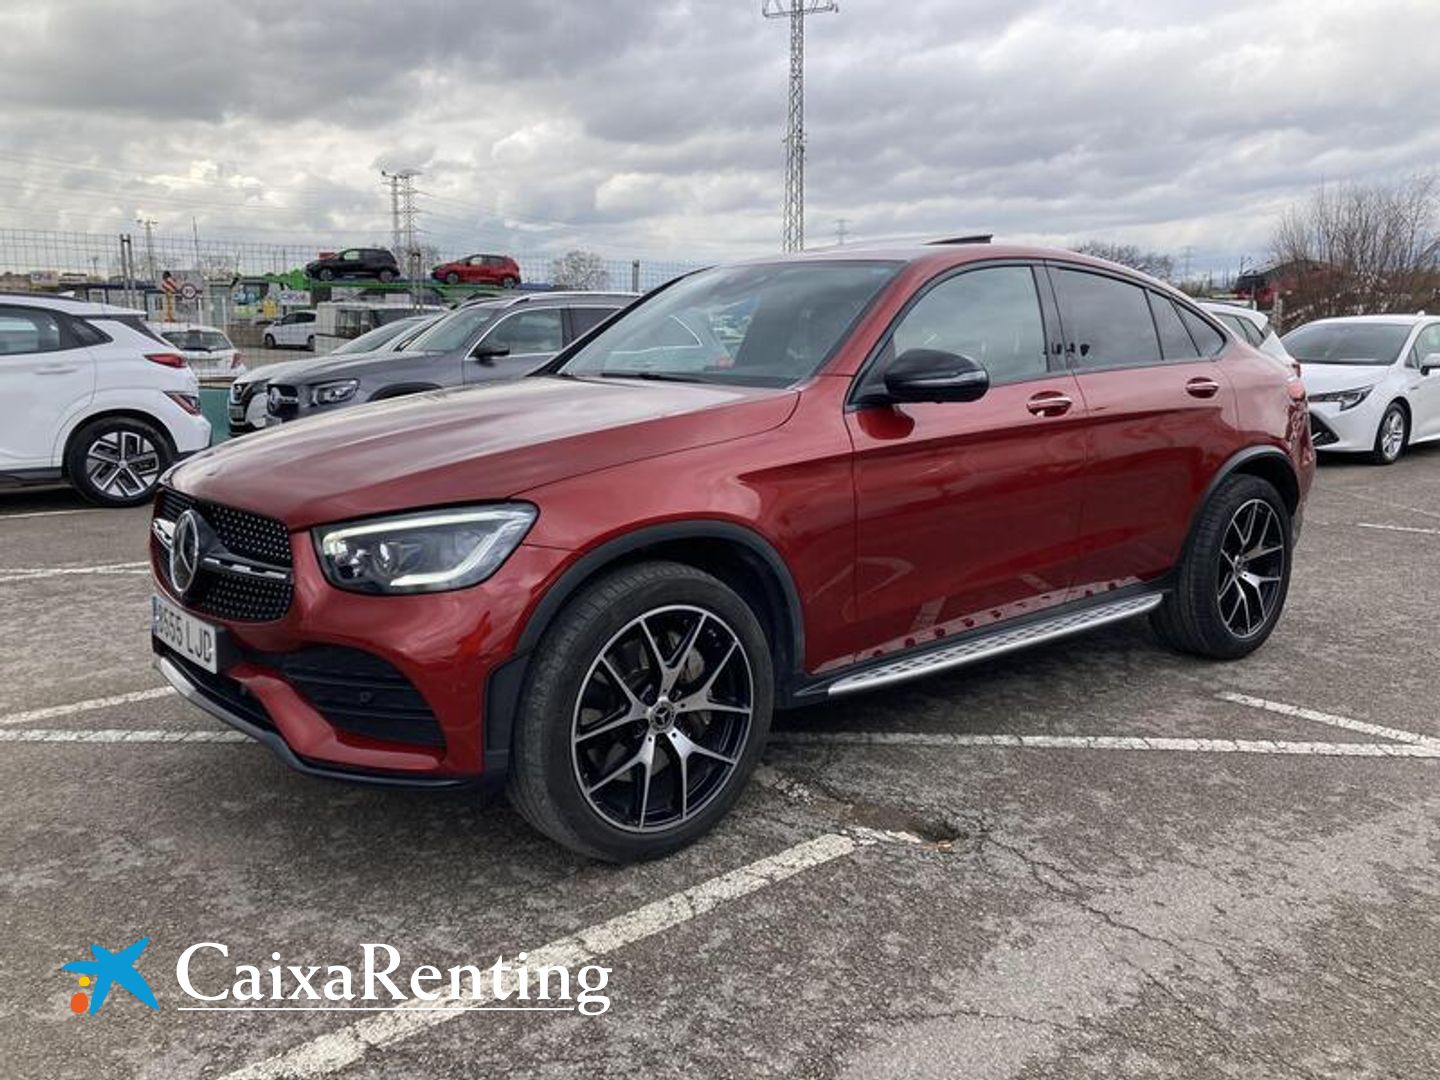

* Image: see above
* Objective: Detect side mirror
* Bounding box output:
[472,341,510,363]
[882,349,989,404]
[1422,352,1440,374]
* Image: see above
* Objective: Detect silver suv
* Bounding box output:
[263,292,634,425]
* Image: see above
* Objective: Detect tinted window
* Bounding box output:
[1282,322,1408,366]
[297,312,315,323]
[485,309,564,354]
[1149,294,1201,361]
[888,266,1047,384]
[0,306,67,355]
[1052,269,1161,368]
[68,317,109,346]
[1415,324,1440,362]
[1178,307,1225,356]
[570,307,615,338]
[561,261,900,387]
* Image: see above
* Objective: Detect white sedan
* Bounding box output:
[1283,314,1440,464]
[154,322,245,379]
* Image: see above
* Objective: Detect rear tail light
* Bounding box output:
[165,391,202,415]
[146,352,187,368]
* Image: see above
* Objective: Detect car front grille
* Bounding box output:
[153,488,293,622]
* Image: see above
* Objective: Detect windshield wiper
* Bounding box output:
[588,370,708,383]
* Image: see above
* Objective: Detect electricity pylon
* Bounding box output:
[762,0,837,253]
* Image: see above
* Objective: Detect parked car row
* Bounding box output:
[301,248,524,288]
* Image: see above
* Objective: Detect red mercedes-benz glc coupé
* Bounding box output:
[149,242,1314,860]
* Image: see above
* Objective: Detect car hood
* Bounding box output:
[232,349,425,387]
[1298,361,1393,393]
[169,376,799,528]
[272,348,445,385]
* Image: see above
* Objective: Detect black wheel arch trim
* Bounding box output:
[484,520,806,764]
[367,383,442,401]
[1187,445,1300,550]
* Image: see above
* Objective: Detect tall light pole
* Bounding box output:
[763,0,837,253]
[135,217,158,284]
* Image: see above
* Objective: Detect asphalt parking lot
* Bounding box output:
[3,449,1440,1079]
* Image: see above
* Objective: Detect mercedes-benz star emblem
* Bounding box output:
[169,510,204,596]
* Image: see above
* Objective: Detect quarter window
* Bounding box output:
[1052,268,1162,369]
[0,305,66,355]
[1149,294,1201,361]
[887,266,1048,385]
[1177,306,1225,356]
[570,307,615,338]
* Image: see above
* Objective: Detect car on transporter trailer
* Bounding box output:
[148,241,1314,861]
[0,292,209,507]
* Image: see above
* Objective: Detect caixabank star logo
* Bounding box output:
[62,937,159,1016]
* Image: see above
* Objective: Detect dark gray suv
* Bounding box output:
[263,292,634,424]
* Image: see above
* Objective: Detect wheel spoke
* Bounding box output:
[587,741,651,795]
[599,656,646,712]
[668,727,738,768]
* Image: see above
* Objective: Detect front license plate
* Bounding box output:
[151,594,220,674]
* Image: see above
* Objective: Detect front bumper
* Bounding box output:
[150,489,571,784]
[1308,400,1380,453]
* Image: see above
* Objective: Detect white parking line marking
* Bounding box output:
[0,686,175,727]
[0,509,103,521]
[219,831,870,1079]
[1355,521,1440,537]
[1218,691,1440,749]
[0,561,149,584]
[769,730,1440,758]
[0,728,246,743]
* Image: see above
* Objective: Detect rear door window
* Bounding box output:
[0,306,67,355]
[485,309,564,354]
[570,306,615,339]
[1051,268,1162,369]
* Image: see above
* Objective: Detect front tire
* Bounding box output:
[319,268,335,282]
[1370,402,1408,465]
[445,272,460,285]
[509,561,773,862]
[65,417,172,507]
[262,333,276,348]
[1151,474,1293,659]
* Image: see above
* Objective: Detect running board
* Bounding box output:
[827,593,1164,697]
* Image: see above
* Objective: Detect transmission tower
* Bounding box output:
[763,0,837,253]
[382,172,402,260]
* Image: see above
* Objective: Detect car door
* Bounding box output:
[1407,322,1440,441]
[463,308,566,383]
[845,263,1090,657]
[1047,264,1240,590]
[0,304,97,470]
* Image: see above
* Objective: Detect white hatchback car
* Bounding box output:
[261,309,318,350]
[1201,301,1297,371]
[1283,315,1440,464]
[0,293,211,506]
[154,322,246,379]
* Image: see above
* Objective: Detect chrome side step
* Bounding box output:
[827,593,1164,697]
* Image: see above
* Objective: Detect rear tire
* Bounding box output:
[501,276,519,289]
[379,269,395,283]
[508,561,773,862]
[1369,402,1407,465]
[65,416,172,508]
[1150,474,1293,659]
[305,335,315,351]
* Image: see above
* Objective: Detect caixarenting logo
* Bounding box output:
[62,939,612,1016]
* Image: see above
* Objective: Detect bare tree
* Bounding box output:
[550,250,611,290]
[1074,240,1175,281]
[1270,174,1440,327]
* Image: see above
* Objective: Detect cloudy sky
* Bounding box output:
[1,0,1437,277]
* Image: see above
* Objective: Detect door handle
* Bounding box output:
[1185,377,1221,399]
[36,365,79,375]
[1026,391,1073,417]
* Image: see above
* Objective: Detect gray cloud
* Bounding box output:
[0,0,1437,275]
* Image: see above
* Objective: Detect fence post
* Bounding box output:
[631,260,640,293]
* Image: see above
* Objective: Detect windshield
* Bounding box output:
[1283,322,1409,365]
[162,329,229,351]
[332,317,428,355]
[406,305,498,353]
[559,261,901,386]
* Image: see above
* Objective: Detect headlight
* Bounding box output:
[313,504,536,594]
[312,379,360,406]
[1307,386,1372,411]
